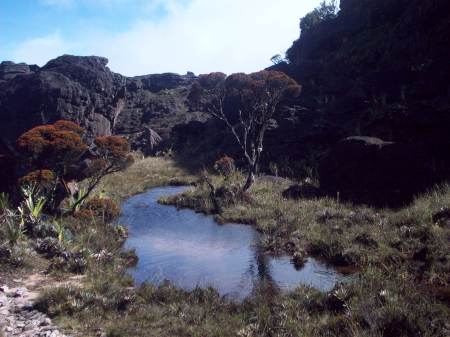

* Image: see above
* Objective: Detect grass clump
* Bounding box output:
[88,156,196,203]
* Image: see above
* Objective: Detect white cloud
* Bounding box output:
[11,32,74,66]
[13,0,322,75]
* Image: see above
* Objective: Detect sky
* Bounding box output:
[1,0,325,76]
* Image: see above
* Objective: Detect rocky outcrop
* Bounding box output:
[282,181,322,200]
[128,127,163,155]
[1,0,449,206]
[0,55,201,148]
[318,136,432,206]
[0,285,70,337]
[0,61,38,81]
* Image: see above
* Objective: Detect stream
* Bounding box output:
[120,186,350,300]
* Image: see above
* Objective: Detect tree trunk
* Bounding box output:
[243,166,256,191]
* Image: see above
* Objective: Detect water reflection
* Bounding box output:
[120,186,349,300]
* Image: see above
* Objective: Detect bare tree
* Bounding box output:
[194,71,301,190]
[71,136,133,212]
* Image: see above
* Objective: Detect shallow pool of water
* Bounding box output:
[120,186,349,299]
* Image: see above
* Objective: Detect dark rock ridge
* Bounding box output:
[319,137,432,206]
[277,0,450,157]
[171,0,450,205]
[0,55,203,149]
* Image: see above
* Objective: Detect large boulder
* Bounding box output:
[319,136,432,206]
[129,127,163,155]
[282,180,322,200]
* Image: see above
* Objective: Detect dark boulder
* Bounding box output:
[129,127,163,155]
[0,61,35,80]
[282,181,322,200]
[319,136,432,206]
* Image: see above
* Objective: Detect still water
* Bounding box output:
[120,186,348,299]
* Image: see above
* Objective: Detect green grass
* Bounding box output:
[88,156,196,203]
[159,175,450,336]
[165,174,450,273]
[3,158,449,337]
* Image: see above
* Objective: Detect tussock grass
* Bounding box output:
[162,176,450,336]
[168,175,450,273]
[88,156,196,203]
[7,159,449,337]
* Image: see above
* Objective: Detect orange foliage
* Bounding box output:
[19,169,55,186]
[94,136,130,160]
[73,209,95,222]
[16,122,87,165]
[82,197,121,222]
[53,120,85,135]
[214,155,235,176]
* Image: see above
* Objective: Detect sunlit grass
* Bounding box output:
[88,156,196,202]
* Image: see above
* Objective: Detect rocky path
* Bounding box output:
[0,274,83,337]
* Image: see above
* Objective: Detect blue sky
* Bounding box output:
[1,0,325,76]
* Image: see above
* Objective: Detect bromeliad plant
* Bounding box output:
[20,184,46,225]
[67,187,88,213]
[3,209,25,246]
[54,219,66,244]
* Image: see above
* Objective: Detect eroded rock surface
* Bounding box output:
[0,55,201,148]
[0,284,69,337]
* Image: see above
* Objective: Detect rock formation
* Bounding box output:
[319,136,432,206]
[0,56,202,148]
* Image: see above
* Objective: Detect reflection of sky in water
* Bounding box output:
[120,186,350,300]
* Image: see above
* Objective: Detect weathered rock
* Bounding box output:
[319,136,432,206]
[0,55,199,152]
[282,181,321,200]
[129,127,162,155]
[0,61,35,80]
[0,285,71,337]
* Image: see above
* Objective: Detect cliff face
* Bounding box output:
[263,0,450,178]
[173,0,450,170]
[283,0,450,143]
[0,55,202,151]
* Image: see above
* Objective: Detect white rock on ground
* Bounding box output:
[0,284,70,337]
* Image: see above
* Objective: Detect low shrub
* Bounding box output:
[82,197,121,222]
[214,155,235,177]
[19,169,55,186]
[35,237,65,258]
